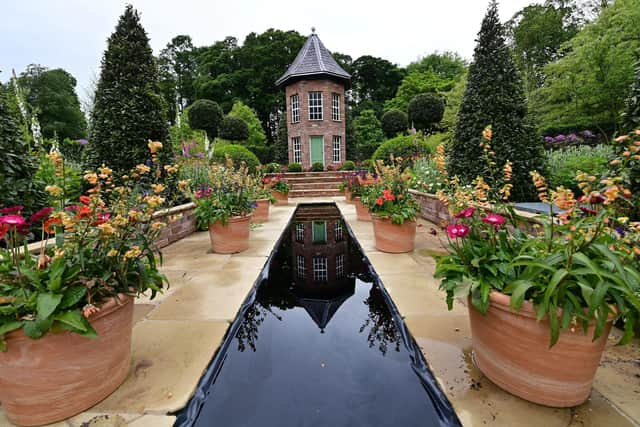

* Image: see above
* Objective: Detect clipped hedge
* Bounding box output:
[212,143,260,172]
[372,135,433,167]
[339,160,356,171]
[288,163,302,172]
[311,162,324,172]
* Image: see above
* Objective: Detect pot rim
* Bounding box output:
[209,214,253,226]
[371,214,416,225]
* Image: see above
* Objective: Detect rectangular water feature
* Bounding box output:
[177,204,460,426]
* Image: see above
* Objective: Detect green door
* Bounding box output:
[310,136,324,166]
[312,221,327,243]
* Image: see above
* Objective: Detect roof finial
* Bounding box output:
[311,26,316,34]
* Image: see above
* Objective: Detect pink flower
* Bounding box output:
[482,214,506,226]
[0,215,27,228]
[446,224,470,239]
[0,205,23,214]
[30,207,53,224]
[454,207,475,219]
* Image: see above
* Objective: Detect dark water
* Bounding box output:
[177,204,460,427]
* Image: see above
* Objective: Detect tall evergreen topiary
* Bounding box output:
[623,54,640,131]
[274,112,289,164]
[448,1,544,201]
[87,5,169,174]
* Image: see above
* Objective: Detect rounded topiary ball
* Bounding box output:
[381,109,408,138]
[408,94,444,133]
[219,116,249,141]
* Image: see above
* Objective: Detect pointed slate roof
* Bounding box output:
[275,31,351,88]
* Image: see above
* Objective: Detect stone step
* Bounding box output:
[285,176,344,184]
[289,189,344,198]
[289,182,342,190]
[281,171,345,178]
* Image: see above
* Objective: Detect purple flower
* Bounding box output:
[250,201,258,209]
[77,139,88,146]
[580,130,595,139]
[544,136,554,143]
[615,226,626,238]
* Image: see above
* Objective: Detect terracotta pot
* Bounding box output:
[354,197,371,221]
[371,215,416,253]
[345,189,354,203]
[252,199,270,223]
[469,291,613,407]
[208,214,251,253]
[271,190,288,205]
[0,294,134,426]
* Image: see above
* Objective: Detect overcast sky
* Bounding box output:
[1,0,538,102]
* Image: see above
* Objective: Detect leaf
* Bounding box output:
[37,293,63,320]
[544,268,568,306]
[548,303,560,348]
[60,286,87,309]
[507,280,534,310]
[0,320,23,336]
[22,320,45,339]
[53,310,87,332]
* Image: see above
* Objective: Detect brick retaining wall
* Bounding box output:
[153,202,197,248]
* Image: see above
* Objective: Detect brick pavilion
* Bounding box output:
[276,29,351,169]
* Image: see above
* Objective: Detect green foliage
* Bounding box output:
[212,143,260,172]
[169,111,206,152]
[18,65,86,140]
[623,55,640,131]
[363,159,419,224]
[35,154,82,205]
[87,5,169,175]
[351,55,405,116]
[274,112,288,164]
[410,157,446,194]
[371,134,433,168]
[287,163,302,172]
[353,109,384,160]
[157,35,198,122]
[0,83,46,216]
[546,144,613,192]
[178,158,210,193]
[311,162,324,172]
[381,109,408,137]
[246,144,273,164]
[219,116,249,141]
[449,2,545,201]
[423,133,450,152]
[263,162,282,173]
[408,93,445,133]
[530,0,640,135]
[339,160,356,171]
[609,130,640,219]
[228,101,267,146]
[188,99,223,139]
[441,76,467,132]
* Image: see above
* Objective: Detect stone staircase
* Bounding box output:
[282,171,344,198]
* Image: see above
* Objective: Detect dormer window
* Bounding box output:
[308,92,323,120]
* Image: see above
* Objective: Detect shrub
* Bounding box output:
[410,157,446,194]
[408,93,444,133]
[212,144,260,172]
[448,2,544,201]
[311,162,324,172]
[546,145,613,193]
[188,99,223,139]
[423,132,450,152]
[263,162,282,173]
[87,5,169,174]
[381,109,408,138]
[339,160,356,171]
[372,134,433,168]
[246,144,273,165]
[219,116,249,141]
[288,162,302,172]
[354,109,384,161]
[360,159,373,171]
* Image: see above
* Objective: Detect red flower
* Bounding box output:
[92,212,111,226]
[0,205,23,214]
[30,207,53,224]
[0,215,27,228]
[376,197,384,206]
[263,177,270,184]
[482,214,506,226]
[79,195,91,205]
[75,206,92,219]
[0,222,8,240]
[454,207,475,219]
[578,206,597,216]
[44,218,62,234]
[382,189,396,201]
[446,224,470,239]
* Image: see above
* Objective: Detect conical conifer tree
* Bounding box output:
[448,1,544,201]
[87,5,169,173]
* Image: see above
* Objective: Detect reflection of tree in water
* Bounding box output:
[360,285,401,356]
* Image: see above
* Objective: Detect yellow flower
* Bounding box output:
[178,180,190,192]
[45,185,63,197]
[144,195,165,208]
[503,160,512,182]
[53,248,65,259]
[98,223,116,236]
[98,165,113,178]
[551,187,576,210]
[148,140,163,154]
[107,249,118,257]
[112,215,128,227]
[604,186,620,204]
[84,172,98,185]
[151,183,165,194]
[482,125,492,141]
[124,246,141,259]
[135,164,151,174]
[530,171,548,202]
[152,221,166,230]
[164,165,178,174]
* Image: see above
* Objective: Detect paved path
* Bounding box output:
[1,198,638,427]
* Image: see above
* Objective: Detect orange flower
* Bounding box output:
[43,217,62,234]
[79,195,91,205]
[75,206,92,219]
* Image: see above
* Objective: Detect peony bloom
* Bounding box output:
[454,207,475,219]
[446,224,470,239]
[0,215,27,228]
[482,214,506,226]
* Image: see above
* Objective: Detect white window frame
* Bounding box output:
[292,137,301,164]
[308,92,323,121]
[332,136,341,163]
[297,255,305,279]
[336,254,344,279]
[295,222,305,242]
[332,93,341,121]
[291,94,300,123]
[313,256,328,282]
[334,221,343,241]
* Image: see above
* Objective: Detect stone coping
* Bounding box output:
[152,202,196,218]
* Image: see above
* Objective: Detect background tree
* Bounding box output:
[18,65,86,140]
[350,56,405,116]
[158,35,197,109]
[530,0,640,135]
[345,107,357,161]
[441,76,467,132]
[408,93,444,133]
[219,116,249,141]
[87,5,169,173]
[623,54,640,131]
[227,101,267,147]
[353,109,384,161]
[0,82,45,215]
[274,112,288,164]
[188,99,223,139]
[381,109,408,137]
[449,1,545,201]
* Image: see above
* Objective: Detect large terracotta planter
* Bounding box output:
[0,294,134,426]
[371,215,416,253]
[271,190,288,205]
[208,214,251,253]
[354,197,371,221]
[469,291,613,407]
[252,199,270,223]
